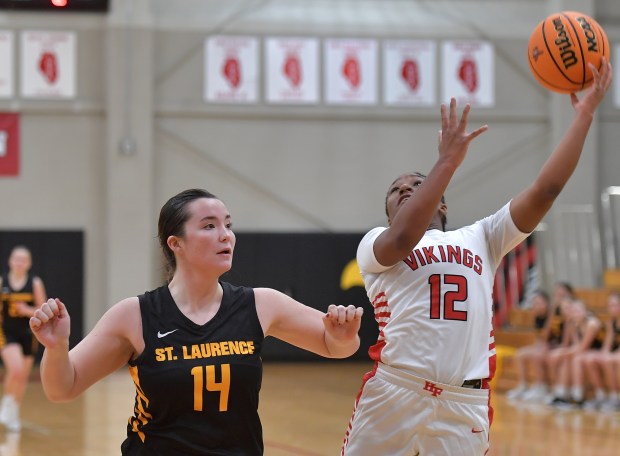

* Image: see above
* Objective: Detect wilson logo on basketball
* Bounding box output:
[552,17,578,70]
[401,59,419,91]
[527,11,609,94]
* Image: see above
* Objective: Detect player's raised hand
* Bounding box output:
[323,304,363,344]
[437,98,488,169]
[30,298,71,349]
[571,57,612,116]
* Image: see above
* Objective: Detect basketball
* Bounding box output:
[527,11,609,93]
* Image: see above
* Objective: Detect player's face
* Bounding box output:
[385,174,424,222]
[177,198,236,273]
[608,295,620,316]
[571,301,587,322]
[553,284,572,303]
[8,248,31,275]
[531,294,548,316]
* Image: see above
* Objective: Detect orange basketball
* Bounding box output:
[527,11,609,93]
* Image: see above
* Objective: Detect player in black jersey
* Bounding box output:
[505,289,552,400]
[30,189,364,455]
[0,245,47,432]
[581,292,620,411]
[548,299,602,409]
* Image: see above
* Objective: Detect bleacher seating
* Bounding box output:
[493,286,615,392]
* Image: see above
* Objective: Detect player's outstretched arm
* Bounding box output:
[30,297,139,402]
[255,288,363,358]
[510,58,612,233]
[374,98,488,266]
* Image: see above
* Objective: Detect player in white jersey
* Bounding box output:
[341,58,612,456]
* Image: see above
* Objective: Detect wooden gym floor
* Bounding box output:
[2,362,620,455]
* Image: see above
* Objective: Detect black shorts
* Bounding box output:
[0,326,39,357]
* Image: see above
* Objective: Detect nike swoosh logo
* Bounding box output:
[157,329,179,338]
[471,429,484,434]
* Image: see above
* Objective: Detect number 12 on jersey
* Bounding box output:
[191,364,231,412]
[428,274,468,321]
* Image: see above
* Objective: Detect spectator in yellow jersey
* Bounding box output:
[581,292,620,411]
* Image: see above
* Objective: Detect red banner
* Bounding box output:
[0,113,19,176]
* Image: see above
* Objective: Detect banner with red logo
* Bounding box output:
[20,30,76,99]
[204,36,259,103]
[383,40,436,106]
[265,37,319,104]
[0,113,19,177]
[441,41,494,107]
[0,31,14,98]
[324,38,377,105]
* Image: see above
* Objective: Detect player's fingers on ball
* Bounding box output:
[354,307,364,319]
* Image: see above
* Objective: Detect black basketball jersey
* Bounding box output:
[0,273,35,333]
[546,313,564,346]
[121,281,265,456]
[611,318,620,351]
[534,314,547,332]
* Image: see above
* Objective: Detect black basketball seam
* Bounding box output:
[592,21,607,76]
[528,53,573,92]
[538,19,576,91]
[562,12,587,90]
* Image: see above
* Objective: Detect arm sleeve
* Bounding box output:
[479,202,531,267]
[356,227,392,274]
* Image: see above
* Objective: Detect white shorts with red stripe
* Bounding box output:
[341,363,491,456]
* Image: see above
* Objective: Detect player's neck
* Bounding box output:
[8,271,27,288]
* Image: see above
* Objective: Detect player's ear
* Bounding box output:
[167,235,182,252]
[439,201,447,216]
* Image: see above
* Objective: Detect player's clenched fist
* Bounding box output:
[323,304,364,343]
[29,298,71,349]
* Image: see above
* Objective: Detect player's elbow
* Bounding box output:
[42,386,79,403]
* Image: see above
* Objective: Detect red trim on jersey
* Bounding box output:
[368,291,391,362]
[368,339,386,361]
[340,363,379,455]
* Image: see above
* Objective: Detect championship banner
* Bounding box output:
[265,37,319,104]
[324,38,378,105]
[0,113,19,177]
[383,39,436,106]
[20,30,76,99]
[0,31,14,98]
[441,40,494,107]
[204,36,259,103]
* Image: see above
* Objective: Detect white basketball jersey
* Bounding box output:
[357,202,529,385]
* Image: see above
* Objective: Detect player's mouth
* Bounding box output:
[217,248,232,255]
[398,194,411,206]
